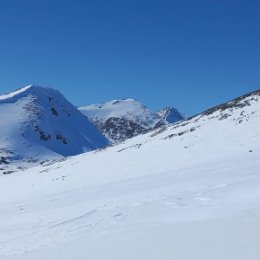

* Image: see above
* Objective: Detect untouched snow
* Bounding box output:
[0,85,108,173]
[0,90,260,259]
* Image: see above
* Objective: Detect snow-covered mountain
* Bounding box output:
[157,106,184,123]
[0,89,259,260]
[79,98,182,143]
[0,85,108,173]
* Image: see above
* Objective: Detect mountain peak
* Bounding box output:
[79,98,165,143]
[0,85,109,173]
[79,98,185,143]
[158,106,184,123]
[79,98,152,121]
[0,85,62,103]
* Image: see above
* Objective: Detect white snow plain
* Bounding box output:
[0,91,260,260]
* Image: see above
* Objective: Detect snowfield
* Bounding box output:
[0,90,260,260]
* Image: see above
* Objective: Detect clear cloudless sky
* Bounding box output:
[0,0,260,115]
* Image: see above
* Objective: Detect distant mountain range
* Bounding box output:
[79,99,183,143]
[0,85,183,173]
[1,84,259,175]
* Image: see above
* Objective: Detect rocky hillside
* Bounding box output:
[79,99,182,143]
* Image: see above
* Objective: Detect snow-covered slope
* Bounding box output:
[0,89,260,260]
[157,106,184,123]
[0,85,108,173]
[79,98,165,142]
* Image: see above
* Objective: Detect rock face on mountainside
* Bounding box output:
[157,106,184,123]
[0,85,108,173]
[79,99,183,143]
[79,99,165,143]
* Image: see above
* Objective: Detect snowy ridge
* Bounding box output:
[0,85,108,173]
[79,98,155,122]
[0,85,32,101]
[0,89,260,259]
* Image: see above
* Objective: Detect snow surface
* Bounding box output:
[0,85,108,173]
[0,90,260,259]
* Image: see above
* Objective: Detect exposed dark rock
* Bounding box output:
[92,117,165,143]
[56,134,69,144]
[33,125,51,141]
[51,107,59,116]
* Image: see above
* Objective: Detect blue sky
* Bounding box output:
[0,0,259,115]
